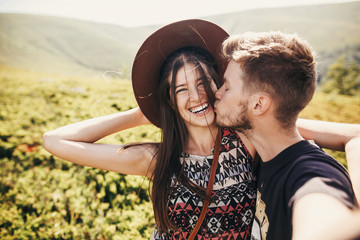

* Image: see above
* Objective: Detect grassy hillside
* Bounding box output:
[0,66,359,238]
[0,2,359,78]
[0,14,153,77]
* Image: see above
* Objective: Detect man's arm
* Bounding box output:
[345,136,360,206]
[292,193,360,240]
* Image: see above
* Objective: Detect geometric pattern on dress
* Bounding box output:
[153,128,257,240]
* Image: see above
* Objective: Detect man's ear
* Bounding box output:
[249,92,271,116]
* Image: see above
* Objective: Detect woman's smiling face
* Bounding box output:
[170,62,217,129]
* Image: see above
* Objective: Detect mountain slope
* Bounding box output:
[0,14,153,76]
[0,2,359,78]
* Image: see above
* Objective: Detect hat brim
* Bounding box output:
[131,19,229,128]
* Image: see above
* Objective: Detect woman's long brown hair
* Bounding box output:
[152,46,222,235]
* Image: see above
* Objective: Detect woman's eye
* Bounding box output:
[176,88,187,94]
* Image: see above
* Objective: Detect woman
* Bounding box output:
[43,19,359,239]
[146,46,257,239]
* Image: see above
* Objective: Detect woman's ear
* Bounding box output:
[249,92,271,116]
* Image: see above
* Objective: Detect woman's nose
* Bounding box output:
[189,88,201,101]
[189,83,208,100]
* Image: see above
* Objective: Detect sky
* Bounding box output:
[0,0,357,27]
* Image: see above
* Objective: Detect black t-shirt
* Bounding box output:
[251,140,356,240]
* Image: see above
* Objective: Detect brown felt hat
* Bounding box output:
[131,19,229,128]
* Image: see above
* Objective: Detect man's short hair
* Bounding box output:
[222,31,317,128]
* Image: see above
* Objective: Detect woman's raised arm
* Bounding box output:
[43,107,157,178]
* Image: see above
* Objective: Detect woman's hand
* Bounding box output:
[133,107,153,126]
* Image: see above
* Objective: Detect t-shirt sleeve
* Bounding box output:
[287,160,355,213]
[288,177,355,210]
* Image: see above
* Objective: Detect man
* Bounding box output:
[214,31,360,239]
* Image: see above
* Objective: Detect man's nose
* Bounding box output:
[215,87,223,100]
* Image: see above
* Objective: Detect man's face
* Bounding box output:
[214,60,252,130]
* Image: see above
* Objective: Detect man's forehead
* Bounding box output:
[224,61,246,83]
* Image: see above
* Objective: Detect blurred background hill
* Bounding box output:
[0,1,359,79]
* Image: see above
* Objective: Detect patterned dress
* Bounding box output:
[153,128,257,240]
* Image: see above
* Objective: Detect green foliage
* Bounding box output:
[321,56,360,96]
[0,66,358,238]
[0,66,159,239]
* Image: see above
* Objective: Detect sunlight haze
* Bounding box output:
[0,0,357,27]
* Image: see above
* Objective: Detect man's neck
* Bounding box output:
[244,124,303,162]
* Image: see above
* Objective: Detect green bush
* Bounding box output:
[321,56,360,96]
[0,66,157,239]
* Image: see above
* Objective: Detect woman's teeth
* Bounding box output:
[189,103,209,113]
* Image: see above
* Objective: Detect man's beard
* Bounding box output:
[216,100,253,131]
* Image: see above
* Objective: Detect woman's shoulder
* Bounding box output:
[220,127,256,159]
